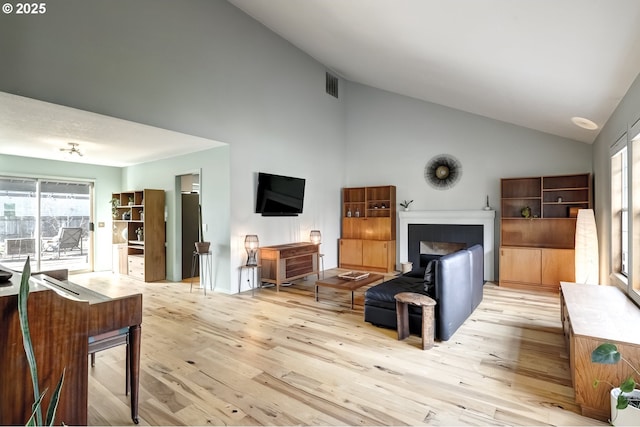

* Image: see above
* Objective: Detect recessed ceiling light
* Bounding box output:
[571,116,599,130]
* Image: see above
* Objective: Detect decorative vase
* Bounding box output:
[611,388,640,426]
[195,241,210,254]
[403,207,409,212]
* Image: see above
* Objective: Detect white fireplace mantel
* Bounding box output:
[398,210,496,281]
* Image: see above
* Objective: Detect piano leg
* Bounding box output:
[128,324,141,424]
[126,340,130,395]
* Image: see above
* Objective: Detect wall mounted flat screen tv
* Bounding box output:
[255,172,306,216]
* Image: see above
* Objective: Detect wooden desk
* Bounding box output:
[259,242,319,292]
[560,282,640,421]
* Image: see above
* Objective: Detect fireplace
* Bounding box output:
[398,210,496,281]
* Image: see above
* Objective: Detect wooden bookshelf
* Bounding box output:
[339,185,396,272]
[111,189,165,282]
[500,173,591,292]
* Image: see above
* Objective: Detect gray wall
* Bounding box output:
[592,71,640,297]
[122,146,230,285]
[345,83,593,272]
[1,0,601,291]
[0,0,346,293]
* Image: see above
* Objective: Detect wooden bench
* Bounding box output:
[561,282,640,421]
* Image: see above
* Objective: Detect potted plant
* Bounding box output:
[592,343,640,425]
[18,258,65,425]
[195,204,210,254]
[109,197,119,219]
[400,200,413,211]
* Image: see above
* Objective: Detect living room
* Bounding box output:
[1,0,640,425]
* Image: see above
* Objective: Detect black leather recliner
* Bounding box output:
[364,244,484,341]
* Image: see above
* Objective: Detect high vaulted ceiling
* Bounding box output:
[3,1,640,168]
[229,0,640,144]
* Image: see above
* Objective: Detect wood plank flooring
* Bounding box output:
[68,270,605,426]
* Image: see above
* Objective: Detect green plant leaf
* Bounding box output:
[591,343,621,364]
[620,377,636,393]
[18,258,44,426]
[45,369,65,426]
[617,393,630,410]
[25,389,47,427]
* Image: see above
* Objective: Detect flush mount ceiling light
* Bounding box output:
[59,142,83,157]
[571,116,599,130]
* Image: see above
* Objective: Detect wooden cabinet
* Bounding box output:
[111,189,165,282]
[499,174,590,292]
[500,247,574,292]
[260,242,319,292]
[541,248,575,287]
[500,247,541,285]
[339,238,395,272]
[339,239,362,266]
[339,185,396,273]
[561,282,640,422]
[362,240,395,271]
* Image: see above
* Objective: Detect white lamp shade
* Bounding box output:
[310,230,321,245]
[575,209,599,284]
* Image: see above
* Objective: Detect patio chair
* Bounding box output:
[48,227,83,257]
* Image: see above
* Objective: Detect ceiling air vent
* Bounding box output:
[326,72,338,98]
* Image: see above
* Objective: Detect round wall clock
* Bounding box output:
[424,154,462,190]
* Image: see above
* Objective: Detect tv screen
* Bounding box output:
[255,172,306,216]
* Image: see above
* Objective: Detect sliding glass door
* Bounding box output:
[0,176,93,273]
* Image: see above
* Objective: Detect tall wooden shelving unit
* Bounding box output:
[499,173,591,292]
[339,185,396,273]
[111,189,165,282]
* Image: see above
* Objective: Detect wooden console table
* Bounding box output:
[259,242,319,292]
[560,282,640,421]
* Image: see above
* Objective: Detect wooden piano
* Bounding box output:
[0,269,142,425]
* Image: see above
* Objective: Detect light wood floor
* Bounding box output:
[69,270,606,426]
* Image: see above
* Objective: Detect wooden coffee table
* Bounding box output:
[315,273,384,309]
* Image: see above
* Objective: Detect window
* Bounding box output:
[0,176,93,272]
[632,125,640,293]
[611,135,628,283]
[610,117,640,301]
[622,147,629,277]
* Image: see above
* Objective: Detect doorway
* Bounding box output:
[180,173,200,280]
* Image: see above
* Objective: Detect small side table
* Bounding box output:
[191,251,213,295]
[239,265,261,296]
[394,292,437,350]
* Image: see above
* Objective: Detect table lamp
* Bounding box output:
[310,230,322,245]
[244,234,259,266]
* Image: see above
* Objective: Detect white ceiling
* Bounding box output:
[0,92,224,167]
[3,1,640,168]
[230,0,640,144]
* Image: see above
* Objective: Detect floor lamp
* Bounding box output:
[575,209,599,284]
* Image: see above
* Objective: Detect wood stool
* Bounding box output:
[394,292,437,350]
